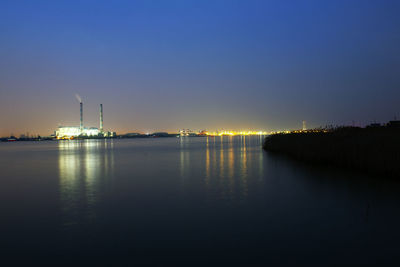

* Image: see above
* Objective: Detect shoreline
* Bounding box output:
[263,127,400,177]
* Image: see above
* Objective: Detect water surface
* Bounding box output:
[1,137,400,265]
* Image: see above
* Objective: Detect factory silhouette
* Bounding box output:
[55,96,115,139]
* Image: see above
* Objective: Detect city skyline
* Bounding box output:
[1,0,400,136]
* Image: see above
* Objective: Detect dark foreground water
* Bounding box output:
[1,137,400,265]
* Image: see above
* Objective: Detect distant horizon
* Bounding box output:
[4,94,390,137]
[1,114,398,138]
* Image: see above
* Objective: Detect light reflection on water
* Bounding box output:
[1,136,393,264]
[57,137,267,225]
[178,136,262,203]
[58,140,114,226]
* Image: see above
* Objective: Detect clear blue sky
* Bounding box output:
[1,0,399,135]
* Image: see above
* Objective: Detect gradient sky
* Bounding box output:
[1,0,400,136]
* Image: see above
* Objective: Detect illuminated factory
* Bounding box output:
[55,99,115,139]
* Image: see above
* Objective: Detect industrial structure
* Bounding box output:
[179,129,198,137]
[302,120,307,131]
[55,98,115,139]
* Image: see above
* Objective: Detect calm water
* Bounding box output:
[1,137,400,265]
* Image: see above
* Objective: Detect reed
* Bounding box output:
[263,127,400,177]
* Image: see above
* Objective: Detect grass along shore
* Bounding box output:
[263,127,400,177]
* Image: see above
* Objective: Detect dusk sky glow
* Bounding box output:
[1,0,400,136]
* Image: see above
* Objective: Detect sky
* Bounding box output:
[1,0,400,136]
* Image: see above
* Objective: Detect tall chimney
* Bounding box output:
[100,104,103,132]
[80,102,83,133]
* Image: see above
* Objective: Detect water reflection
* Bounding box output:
[228,136,235,200]
[180,136,266,203]
[4,136,400,265]
[205,137,210,186]
[179,137,191,187]
[58,140,114,226]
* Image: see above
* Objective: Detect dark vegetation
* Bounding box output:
[263,127,400,177]
[0,136,53,142]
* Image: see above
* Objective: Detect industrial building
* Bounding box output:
[55,102,115,139]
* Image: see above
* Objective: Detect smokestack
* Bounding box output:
[100,104,103,132]
[75,94,83,134]
[80,102,83,133]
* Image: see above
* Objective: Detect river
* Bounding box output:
[1,137,400,265]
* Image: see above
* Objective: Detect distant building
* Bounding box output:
[56,126,81,138]
[198,130,208,136]
[56,126,101,138]
[179,129,198,137]
[387,120,400,128]
[104,131,116,138]
[179,129,197,137]
[55,100,115,139]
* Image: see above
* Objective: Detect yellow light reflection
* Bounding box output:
[58,139,114,226]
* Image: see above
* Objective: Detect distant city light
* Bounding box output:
[205,130,269,136]
[179,129,270,137]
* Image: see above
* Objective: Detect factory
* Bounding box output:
[55,100,115,139]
